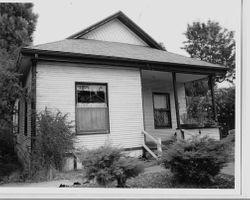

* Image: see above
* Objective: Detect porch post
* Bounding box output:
[208,75,218,122]
[172,72,181,129]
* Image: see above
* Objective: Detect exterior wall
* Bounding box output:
[36,62,144,151]
[141,76,187,141]
[16,68,32,169]
[81,19,148,46]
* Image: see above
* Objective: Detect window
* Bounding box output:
[76,82,109,134]
[153,93,172,128]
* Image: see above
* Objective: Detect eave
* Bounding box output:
[19,48,227,76]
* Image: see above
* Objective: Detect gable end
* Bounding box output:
[67,11,164,50]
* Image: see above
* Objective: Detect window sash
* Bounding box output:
[76,83,109,134]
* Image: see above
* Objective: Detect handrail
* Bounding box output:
[142,144,158,159]
[142,130,162,159]
[142,130,160,145]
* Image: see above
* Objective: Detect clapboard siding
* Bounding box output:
[81,19,148,46]
[141,76,187,141]
[36,62,144,150]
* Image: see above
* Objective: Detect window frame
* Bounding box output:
[152,92,172,129]
[75,82,110,135]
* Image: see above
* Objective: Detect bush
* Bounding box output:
[113,157,144,187]
[79,144,144,187]
[215,87,235,137]
[31,108,75,177]
[161,136,229,184]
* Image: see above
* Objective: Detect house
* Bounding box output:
[15,11,227,169]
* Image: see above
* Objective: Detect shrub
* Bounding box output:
[113,157,144,187]
[31,108,75,177]
[215,86,235,137]
[79,144,144,187]
[161,136,229,184]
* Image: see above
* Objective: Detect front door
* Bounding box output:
[152,93,172,129]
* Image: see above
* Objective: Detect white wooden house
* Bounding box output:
[15,11,227,169]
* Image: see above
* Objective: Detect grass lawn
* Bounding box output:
[127,171,234,188]
[74,170,234,188]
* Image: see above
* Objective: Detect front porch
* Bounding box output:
[140,69,220,144]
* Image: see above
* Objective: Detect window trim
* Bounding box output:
[75,82,110,135]
[152,92,172,129]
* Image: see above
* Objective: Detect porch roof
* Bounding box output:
[20,39,227,73]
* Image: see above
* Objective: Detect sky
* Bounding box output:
[32,0,241,57]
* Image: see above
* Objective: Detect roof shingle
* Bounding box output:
[23,39,225,69]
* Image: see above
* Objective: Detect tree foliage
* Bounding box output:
[182,21,235,82]
[0,3,37,160]
[0,2,37,124]
[32,108,75,176]
[215,86,235,137]
[0,3,37,56]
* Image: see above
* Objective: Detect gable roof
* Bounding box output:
[67,11,164,50]
[79,18,149,46]
[22,39,226,71]
[18,11,227,76]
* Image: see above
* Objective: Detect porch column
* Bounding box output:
[172,72,181,129]
[208,75,218,122]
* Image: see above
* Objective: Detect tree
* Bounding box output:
[182,21,235,83]
[215,86,235,137]
[0,3,37,56]
[0,3,37,169]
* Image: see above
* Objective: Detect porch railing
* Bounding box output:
[142,130,162,160]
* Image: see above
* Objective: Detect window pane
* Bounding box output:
[154,110,171,127]
[154,94,169,109]
[77,107,108,132]
[77,85,106,103]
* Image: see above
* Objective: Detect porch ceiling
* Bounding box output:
[141,70,207,83]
